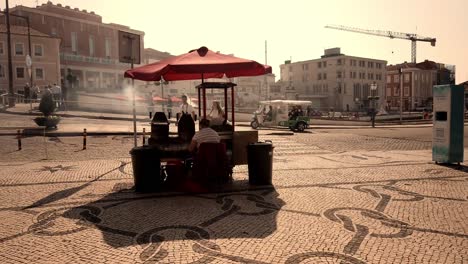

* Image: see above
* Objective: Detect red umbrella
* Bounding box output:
[152,96,167,102]
[170,96,182,102]
[124,46,271,81]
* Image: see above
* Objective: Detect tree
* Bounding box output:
[39,92,55,117]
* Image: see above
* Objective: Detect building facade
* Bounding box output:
[385,60,453,110]
[10,1,144,92]
[279,48,387,111]
[0,24,60,93]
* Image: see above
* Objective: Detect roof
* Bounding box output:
[259,100,313,105]
[0,24,52,38]
[387,60,439,71]
[196,82,237,89]
[458,81,468,86]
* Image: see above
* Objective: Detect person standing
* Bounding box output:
[167,96,173,120]
[178,94,195,120]
[51,83,61,108]
[23,83,31,103]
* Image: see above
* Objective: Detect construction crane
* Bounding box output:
[325,24,436,63]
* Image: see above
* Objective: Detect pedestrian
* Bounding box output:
[178,94,195,120]
[167,96,173,120]
[32,84,40,101]
[346,104,350,113]
[51,83,61,108]
[23,83,31,103]
[147,92,154,115]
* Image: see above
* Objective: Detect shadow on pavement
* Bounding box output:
[59,187,284,261]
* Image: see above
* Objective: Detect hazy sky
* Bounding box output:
[4,0,468,82]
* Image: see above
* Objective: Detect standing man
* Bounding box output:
[23,83,30,103]
[167,96,173,120]
[178,94,195,120]
[52,83,61,108]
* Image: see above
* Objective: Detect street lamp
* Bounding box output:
[368,82,379,128]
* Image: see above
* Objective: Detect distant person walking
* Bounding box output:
[167,96,173,120]
[23,83,31,103]
[51,83,62,108]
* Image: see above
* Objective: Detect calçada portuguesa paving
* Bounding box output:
[0,131,467,263]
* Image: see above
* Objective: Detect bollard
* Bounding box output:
[83,128,87,150]
[142,128,146,145]
[149,112,152,120]
[17,130,22,151]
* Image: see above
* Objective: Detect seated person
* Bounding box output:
[208,101,225,126]
[188,119,220,153]
[289,106,298,120]
[265,105,273,121]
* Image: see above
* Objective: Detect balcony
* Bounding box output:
[60,53,120,65]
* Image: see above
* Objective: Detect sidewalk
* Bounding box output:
[0,103,453,137]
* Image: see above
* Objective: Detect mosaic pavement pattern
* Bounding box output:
[0,136,467,263]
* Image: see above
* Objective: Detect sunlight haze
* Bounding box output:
[4,0,468,82]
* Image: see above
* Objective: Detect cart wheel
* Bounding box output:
[250,120,259,129]
[296,122,306,132]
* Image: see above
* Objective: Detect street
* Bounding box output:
[0,112,467,263]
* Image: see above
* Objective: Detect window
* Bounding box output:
[376,63,382,69]
[337,71,342,78]
[387,75,391,83]
[394,74,400,83]
[318,62,322,68]
[376,74,382,80]
[404,86,409,96]
[41,15,45,24]
[16,67,25,79]
[34,44,43,56]
[15,43,24,55]
[35,68,44,80]
[323,73,327,80]
[288,66,292,72]
[0,65,5,78]
[363,84,370,98]
[302,63,309,71]
[368,61,374,68]
[359,61,365,67]
[51,27,57,36]
[343,83,347,94]
[71,32,78,53]
[404,73,410,82]
[414,73,418,81]
[337,59,342,65]
[394,87,400,96]
[354,83,361,99]
[89,35,95,56]
[323,61,327,67]
[353,72,357,79]
[368,73,374,80]
[0,42,4,55]
[318,73,322,80]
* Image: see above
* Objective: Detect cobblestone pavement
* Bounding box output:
[0,131,467,263]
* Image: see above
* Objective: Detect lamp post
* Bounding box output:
[368,82,379,128]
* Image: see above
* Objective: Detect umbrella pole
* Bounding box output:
[132,77,137,147]
[197,87,201,118]
[231,86,235,131]
[202,74,206,118]
[224,87,228,124]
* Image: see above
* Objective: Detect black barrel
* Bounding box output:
[129,146,161,192]
[247,141,274,185]
[151,112,169,142]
